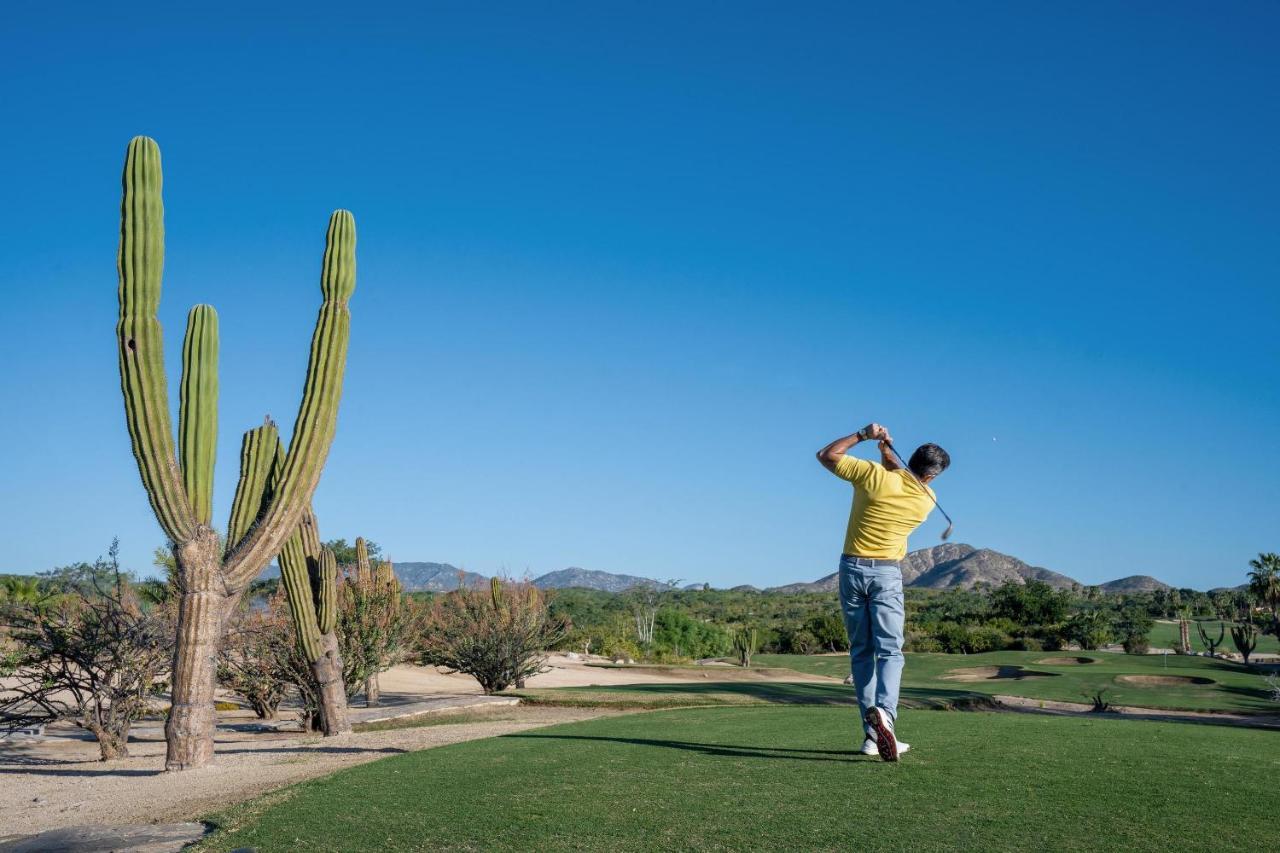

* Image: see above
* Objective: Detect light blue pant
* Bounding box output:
[837,555,905,735]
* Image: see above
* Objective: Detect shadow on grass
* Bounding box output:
[543,681,996,710]
[505,732,872,763]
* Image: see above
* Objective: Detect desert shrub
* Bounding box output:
[653,608,732,660]
[338,561,417,702]
[966,626,1011,654]
[1122,635,1150,655]
[804,611,848,652]
[218,600,295,720]
[0,542,172,760]
[418,579,566,694]
[783,628,821,655]
[600,636,642,662]
[1009,636,1044,652]
[905,632,943,653]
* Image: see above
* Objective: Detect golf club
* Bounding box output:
[884,441,954,541]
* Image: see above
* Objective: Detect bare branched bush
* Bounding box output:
[218,601,295,720]
[418,578,566,694]
[0,541,172,760]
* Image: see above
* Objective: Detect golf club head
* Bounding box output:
[941,523,953,541]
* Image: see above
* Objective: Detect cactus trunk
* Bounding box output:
[114,137,356,769]
[164,528,229,771]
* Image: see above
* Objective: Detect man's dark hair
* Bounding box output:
[908,443,950,479]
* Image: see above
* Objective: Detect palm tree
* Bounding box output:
[1247,553,1280,618]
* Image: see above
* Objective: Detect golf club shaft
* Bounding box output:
[885,442,953,527]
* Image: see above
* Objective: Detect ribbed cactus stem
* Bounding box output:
[315,547,338,635]
[179,305,219,525]
[355,537,371,585]
[117,136,195,544]
[490,576,504,610]
[225,420,280,553]
[224,211,356,586]
[279,520,323,663]
[375,558,394,588]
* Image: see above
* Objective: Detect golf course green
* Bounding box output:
[198,704,1277,851]
[754,651,1276,713]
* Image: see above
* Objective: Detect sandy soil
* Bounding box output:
[941,665,1055,682]
[0,705,607,838]
[0,654,827,839]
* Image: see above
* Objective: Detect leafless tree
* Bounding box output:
[0,541,172,760]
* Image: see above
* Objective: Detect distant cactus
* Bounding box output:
[732,627,758,668]
[1196,621,1225,657]
[114,137,356,769]
[337,538,408,707]
[1230,621,1258,664]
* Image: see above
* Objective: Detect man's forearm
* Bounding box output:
[816,431,865,472]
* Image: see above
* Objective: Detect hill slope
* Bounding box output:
[770,544,1080,593]
[1098,575,1171,593]
[532,567,672,593]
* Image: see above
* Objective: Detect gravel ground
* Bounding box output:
[0,706,606,838]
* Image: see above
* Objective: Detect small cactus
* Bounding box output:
[1196,621,1225,657]
[1230,621,1258,664]
[732,627,758,668]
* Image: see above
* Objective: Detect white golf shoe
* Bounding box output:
[860,733,910,757]
[865,707,906,761]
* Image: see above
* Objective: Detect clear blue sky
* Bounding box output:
[2,2,1276,590]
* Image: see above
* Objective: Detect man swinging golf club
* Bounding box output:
[817,423,951,761]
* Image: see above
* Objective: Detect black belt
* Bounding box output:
[842,555,900,568]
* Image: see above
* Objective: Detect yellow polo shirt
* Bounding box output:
[834,455,934,560]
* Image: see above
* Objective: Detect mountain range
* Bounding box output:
[767,544,1171,594]
[263,543,1180,594]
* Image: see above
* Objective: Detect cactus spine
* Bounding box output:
[115,136,356,769]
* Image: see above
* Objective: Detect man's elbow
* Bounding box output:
[816,449,838,470]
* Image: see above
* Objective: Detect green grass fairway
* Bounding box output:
[753,651,1277,714]
[199,706,1278,852]
[1148,619,1279,655]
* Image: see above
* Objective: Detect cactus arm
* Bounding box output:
[279,527,323,662]
[179,305,219,525]
[224,420,281,555]
[117,136,195,543]
[315,547,338,635]
[224,210,355,585]
[355,537,371,585]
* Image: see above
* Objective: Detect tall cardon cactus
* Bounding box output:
[116,136,356,770]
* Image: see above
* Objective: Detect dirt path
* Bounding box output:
[0,654,827,839]
[0,705,608,839]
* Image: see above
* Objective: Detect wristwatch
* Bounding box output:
[856,428,869,441]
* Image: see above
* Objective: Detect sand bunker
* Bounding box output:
[1036,656,1098,665]
[942,666,1058,682]
[1115,674,1215,687]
